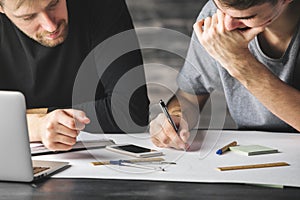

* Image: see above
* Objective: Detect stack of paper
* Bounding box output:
[229,145,278,156]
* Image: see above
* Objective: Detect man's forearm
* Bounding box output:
[231,57,300,132]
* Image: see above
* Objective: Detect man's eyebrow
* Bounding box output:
[13,13,36,18]
[233,14,257,20]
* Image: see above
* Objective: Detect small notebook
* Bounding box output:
[229,145,278,156]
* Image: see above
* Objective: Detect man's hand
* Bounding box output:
[193,10,265,77]
[150,113,190,150]
[27,109,90,151]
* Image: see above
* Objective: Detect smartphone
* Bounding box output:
[106,144,163,158]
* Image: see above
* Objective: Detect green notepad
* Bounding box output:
[229,145,278,156]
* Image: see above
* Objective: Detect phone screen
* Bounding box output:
[115,145,152,153]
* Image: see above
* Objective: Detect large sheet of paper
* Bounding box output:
[33,130,300,187]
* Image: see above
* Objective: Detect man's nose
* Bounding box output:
[224,15,245,31]
[39,12,57,32]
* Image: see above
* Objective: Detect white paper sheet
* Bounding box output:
[33,130,300,187]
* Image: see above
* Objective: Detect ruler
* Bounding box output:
[217,162,290,171]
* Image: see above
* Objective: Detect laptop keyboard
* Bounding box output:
[33,167,50,175]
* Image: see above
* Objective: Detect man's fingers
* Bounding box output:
[154,130,172,147]
[151,115,178,148]
[40,109,91,151]
[151,137,166,148]
[55,111,82,130]
[178,120,190,143]
[64,109,91,124]
[180,131,190,143]
[216,9,225,32]
[203,17,212,32]
[149,114,165,137]
[53,124,79,138]
[54,134,77,145]
[161,120,186,150]
[243,26,265,42]
[193,19,204,38]
[168,135,186,150]
[150,113,186,150]
[55,109,89,130]
[211,13,218,27]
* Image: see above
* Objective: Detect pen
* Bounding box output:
[91,157,165,166]
[159,99,179,132]
[91,158,176,166]
[216,141,237,155]
[110,160,165,171]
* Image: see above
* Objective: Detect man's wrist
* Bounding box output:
[168,106,190,126]
[168,105,182,117]
[26,114,44,142]
[222,52,258,80]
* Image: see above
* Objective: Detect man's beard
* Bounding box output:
[35,20,68,47]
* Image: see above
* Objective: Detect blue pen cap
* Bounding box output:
[216,149,223,155]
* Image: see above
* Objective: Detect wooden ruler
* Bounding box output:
[91,157,165,166]
[217,162,290,171]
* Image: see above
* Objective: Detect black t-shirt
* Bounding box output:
[0,0,149,133]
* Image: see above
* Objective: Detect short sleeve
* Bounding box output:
[177,33,223,95]
[177,1,223,95]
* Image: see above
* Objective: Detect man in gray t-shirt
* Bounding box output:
[150,0,300,150]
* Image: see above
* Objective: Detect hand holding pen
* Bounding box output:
[159,100,179,132]
[149,100,189,150]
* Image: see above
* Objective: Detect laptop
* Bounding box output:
[0,91,69,182]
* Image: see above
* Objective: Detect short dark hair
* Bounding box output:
[218,0,278,10]
[0,0,34,9]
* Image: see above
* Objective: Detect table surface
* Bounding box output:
[0,178,300,200]
[3,131,300,199]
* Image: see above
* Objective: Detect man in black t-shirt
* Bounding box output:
[0,0,149,151]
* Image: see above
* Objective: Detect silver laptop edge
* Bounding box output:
[0,91,68,182]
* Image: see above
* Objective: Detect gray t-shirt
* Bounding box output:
[177,1,300,132]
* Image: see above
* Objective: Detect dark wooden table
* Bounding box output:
[1,178,299,200]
